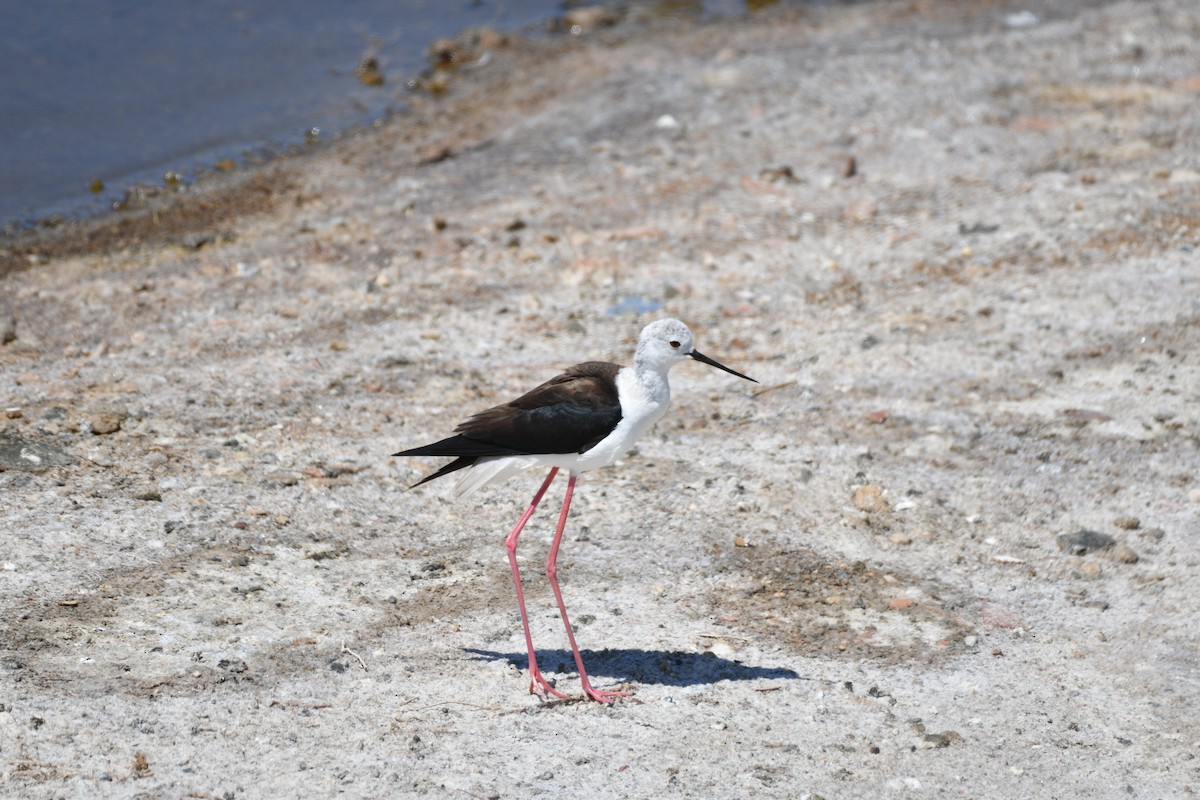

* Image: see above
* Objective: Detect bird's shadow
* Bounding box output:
[463,647,805,688]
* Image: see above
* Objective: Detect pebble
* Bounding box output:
[564,5,620,33]
[843,198,877,223]
[1108,544,1139,564]
[264,470,304,486]
[853,485,890,513]
[708,640,736,660]
[1137,527,1165,542]
[355,55,385,86]
[889,532,912,545]
[921,730,963,748]
[1057,529,1114,556]
[1005,10,1039,27]
[88,412,124,435]
[1112,515,1140,530]
[0,433,72,472]
[1,309,15,345]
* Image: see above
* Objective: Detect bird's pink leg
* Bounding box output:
[505,467,568,700]
[546,473,632,704]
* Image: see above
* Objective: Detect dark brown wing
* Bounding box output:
[393,361,623,464]
[454,361,622,454]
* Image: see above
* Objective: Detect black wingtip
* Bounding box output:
[396,455,478,490]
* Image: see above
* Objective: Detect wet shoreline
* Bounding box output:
[0,2,762,278]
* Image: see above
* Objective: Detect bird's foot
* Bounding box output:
[529,672,570,701]
[581,683,632,705]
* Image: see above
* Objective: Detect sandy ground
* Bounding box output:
[2,0,1199,797]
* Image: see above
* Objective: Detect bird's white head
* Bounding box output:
[636,318,696,369]
[635,318,757,383]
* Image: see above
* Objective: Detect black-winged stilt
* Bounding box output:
[394,318,756,703]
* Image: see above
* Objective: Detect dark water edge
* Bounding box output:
[0,0,568,230]
[0,1,772,233]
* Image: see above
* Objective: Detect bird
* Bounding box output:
[393,318,756,703]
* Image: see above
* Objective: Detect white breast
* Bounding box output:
[451,366,671,496]
[560,365,670,471]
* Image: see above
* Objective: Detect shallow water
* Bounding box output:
[0,0,566,227]
[0,1,765,230]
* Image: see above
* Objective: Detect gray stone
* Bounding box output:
[0,433,73,472]
[1057,530,1116,556]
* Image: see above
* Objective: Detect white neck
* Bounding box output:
[633,346,674,407]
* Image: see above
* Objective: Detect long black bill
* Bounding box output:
[690,349,758,383]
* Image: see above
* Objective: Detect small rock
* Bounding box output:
[88,412,124,435]
[1112,515,1140,530]
[959,222,1000,235]
[1108,544,1139,564]
[217,658,248,673]
[564,6,620,33]
[0,309,15,345]
[759,165,798,183]
[1079,561,1102,579]
[1057,530,1115,556]
[426,37,467,67]
[1137,527,1165,542]
[180,232,214,250]
[0,433,73,472]
[419,146,453,166]
[853,485,890,513]
[843,198,877,223]
[923,730,963,748]
[888,597,917,610]
[1005,10,1039,27]
[264,470,304,486]
[355,55,385,86]
[473,27,509,51]
[889,532,912,545]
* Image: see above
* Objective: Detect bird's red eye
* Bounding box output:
[669,340,681,349]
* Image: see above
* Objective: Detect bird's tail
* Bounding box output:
[402,456,477,491]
